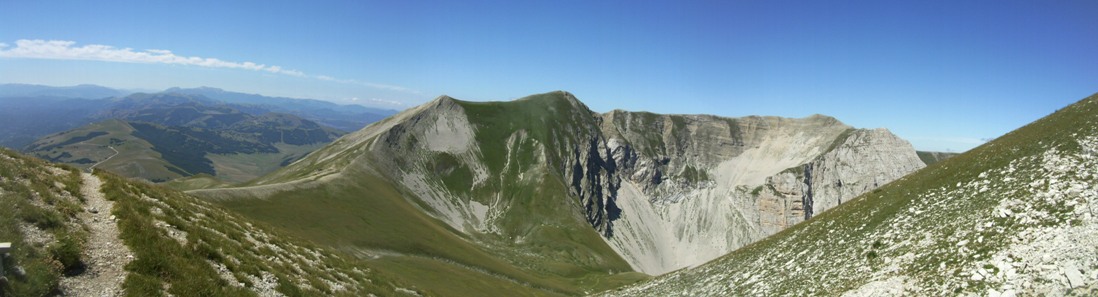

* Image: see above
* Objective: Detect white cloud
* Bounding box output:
[0,39,416,93]
[0,39,306,76]
[364,82,417,93]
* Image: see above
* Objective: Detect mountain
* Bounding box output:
[0,148,419,296]
[191,91,925,294]
[605,94,1098,295]
[0,96,112,149]
[165,87,397,131]
[0,83,129,99]
[25,94,344,183]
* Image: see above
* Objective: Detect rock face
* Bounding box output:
[588,112,925,274]
[255,91,926,275]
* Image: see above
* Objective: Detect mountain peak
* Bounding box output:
[431,94,457,103]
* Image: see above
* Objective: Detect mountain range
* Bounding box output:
[0,84,398,184]
[3,89,1094,296]
[0,84,396,150]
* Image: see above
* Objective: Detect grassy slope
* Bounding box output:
[916,150,960,166]
[455,92,636,274]
[25,119,332,185]
[26,119,188,182]
[0,149,86,296]
[607,94,1098,295]
[99,171,406,296]
[202,92,645,296]
[212,168,577,296]
[205,142,327,184]
[163,174,231,191]
[0,147,415,296]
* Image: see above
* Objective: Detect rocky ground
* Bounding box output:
[57,173,132,296]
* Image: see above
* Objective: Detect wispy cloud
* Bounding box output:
[0,39,418,94]
[318,74,420,94]
[0,39,305,76]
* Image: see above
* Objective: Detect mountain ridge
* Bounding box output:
[192,90,926,294]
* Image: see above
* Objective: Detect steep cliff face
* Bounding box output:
[591,112,925,274]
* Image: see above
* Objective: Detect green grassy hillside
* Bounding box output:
[0,150,87,296]
[26,116,340,185]
[606,94,1098,295]
[26,119,190,182]
[194,92,646,296]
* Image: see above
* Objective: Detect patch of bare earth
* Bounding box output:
[58,173,133,296]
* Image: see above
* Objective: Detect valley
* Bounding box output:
[0,84,396,185]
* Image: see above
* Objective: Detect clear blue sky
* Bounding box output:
[2,0,1096,152]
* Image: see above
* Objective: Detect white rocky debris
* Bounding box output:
[605,129,1098,296]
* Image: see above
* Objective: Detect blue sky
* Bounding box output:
[1,1,1096,152]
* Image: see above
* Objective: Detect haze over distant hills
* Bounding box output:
[0,83,131,98]
[162,86,397,131]
[0,84,397,149]
[0,84,398,185]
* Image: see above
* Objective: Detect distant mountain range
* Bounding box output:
[163,86,396,131]
[0,84,397,149]
[0,84,396,184]
[0,83,131,98]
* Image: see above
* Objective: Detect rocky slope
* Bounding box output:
[594,111,924,274]
[605,93,1098,296]
[235,91,924,279]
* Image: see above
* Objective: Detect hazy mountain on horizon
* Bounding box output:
[0,84,398,149]
[0,83,130,98]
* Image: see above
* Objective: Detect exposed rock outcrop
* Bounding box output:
[591,113,925,274]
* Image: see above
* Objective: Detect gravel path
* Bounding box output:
[58,173,132,296]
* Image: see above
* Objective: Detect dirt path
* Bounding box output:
[58,173,132,296]
[88,146,119,171]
